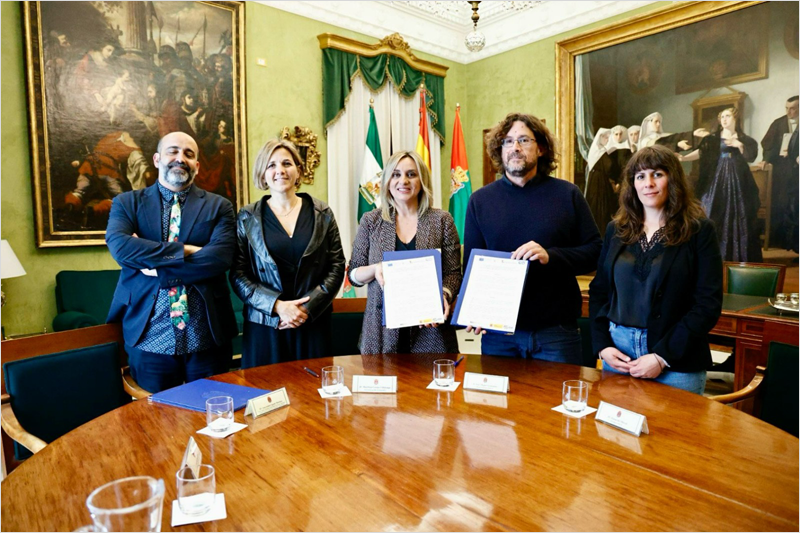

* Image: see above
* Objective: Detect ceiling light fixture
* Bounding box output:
[464,1,485,52]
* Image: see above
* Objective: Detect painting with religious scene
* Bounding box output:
[24,1,247,247]
[558,1,799,263]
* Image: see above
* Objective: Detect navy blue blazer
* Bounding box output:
[106,183,238,348]
[588,218,723,372]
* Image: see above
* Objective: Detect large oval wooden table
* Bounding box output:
[2,354,798,531]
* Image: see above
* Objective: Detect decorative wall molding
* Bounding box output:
[258,1,656,64]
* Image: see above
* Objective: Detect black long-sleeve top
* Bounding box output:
[463,174,602,331]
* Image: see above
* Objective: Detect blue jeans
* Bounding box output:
[126,341,233,393]
[603,322,706,395]
[481,323,582,365]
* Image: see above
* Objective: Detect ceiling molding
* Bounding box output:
[258,1,657,64]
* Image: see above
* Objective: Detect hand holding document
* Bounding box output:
[382,250,444,329]
[453,249,528,333]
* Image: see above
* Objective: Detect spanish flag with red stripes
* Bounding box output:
[415,88,431,171]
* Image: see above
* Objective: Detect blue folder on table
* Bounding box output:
[149,379,270,412]
[452,249,529,334]
[381,249,443,327]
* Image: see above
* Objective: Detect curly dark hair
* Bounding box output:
[485,113,558,177]
[614,145,705,246]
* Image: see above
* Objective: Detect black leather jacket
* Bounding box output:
[230,194,345,328]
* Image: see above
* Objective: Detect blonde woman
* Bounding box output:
[348,151,462,354]
[230,139,345,367]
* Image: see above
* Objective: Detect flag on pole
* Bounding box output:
[341,266,356,298]
[358,104,383,222]
[448,104,472,243]
[415,86,432,171]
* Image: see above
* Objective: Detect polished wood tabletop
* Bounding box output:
[2,354,797,531]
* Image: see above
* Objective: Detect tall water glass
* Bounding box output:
[433,359,455,387]
[176,464,215,516]
[206,396,234,432]
[562,380,588,413]
[322,365,344,395]
[86,476,165,532]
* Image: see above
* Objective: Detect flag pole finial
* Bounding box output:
[369,97,374,106]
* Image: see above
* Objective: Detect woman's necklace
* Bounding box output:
[270,197,300,217]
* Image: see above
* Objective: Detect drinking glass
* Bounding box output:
[775,293,787,304]
[86,476,165,532]
[322,365,344,395]
[433,359,455,387]
[562,380,588,413]
[791,293,799,306]
[206,396,234,432]
[176,464,215,517]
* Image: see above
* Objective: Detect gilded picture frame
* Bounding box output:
[555,1,764,184]
[23,1,248,248]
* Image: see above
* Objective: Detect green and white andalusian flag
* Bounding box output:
[358,106,383,221]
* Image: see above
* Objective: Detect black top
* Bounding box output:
[262,196,314,300]
[395,234,417,251]
[608,229,666,328]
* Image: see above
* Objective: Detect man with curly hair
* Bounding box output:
[463,113,602,364]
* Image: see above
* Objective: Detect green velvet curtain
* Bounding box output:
[322,48,446,142]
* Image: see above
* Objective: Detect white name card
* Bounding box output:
[352,375,397,393]
[463,372,509,393]
[595,401,649,437]
[244,388,290,419]
[181,436,201,478]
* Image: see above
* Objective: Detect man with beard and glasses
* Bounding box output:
[106,131,238,392]
[463,113,602,364]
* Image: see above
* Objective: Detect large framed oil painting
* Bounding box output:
[23,1,248,247]
[557,1,799,264]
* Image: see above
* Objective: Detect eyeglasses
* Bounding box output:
[501,137,535,148]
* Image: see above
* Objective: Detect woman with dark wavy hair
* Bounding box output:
[589,145,723,394]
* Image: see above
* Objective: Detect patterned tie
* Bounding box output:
[168,194,190,330]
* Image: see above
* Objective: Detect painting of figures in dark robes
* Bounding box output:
[24,1,247,247]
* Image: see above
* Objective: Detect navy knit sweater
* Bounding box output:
[463,174,602,331]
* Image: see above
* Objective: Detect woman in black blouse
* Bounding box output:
[230,139,345,367]
[589,145,723,394]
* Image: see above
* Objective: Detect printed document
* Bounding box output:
[383,255,444,329]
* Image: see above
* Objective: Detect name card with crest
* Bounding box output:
[595,401,649,437]
[463,372,510,394]
[244,388,290,419]
[352,375,397,393]
[181,436,202,478]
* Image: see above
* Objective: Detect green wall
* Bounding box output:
[0,2,466,335]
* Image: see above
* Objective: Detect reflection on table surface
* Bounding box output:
[2,354,797,532]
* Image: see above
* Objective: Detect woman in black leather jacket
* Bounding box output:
[230,139,345,367]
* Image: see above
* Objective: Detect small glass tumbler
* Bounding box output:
[206,396,234,432]
[433,359,455,387]
[176,464,215,517]
[775,293,787,304]
[791,293,799,306]
[562,380,588,413]
[322,365,344,395]
[86,476,165,532]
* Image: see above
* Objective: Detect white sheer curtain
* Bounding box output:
[328,76,443,271]
[575,54,595,162]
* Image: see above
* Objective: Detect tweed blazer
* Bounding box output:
[348,208,462,354]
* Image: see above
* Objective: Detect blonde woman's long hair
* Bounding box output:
[379,151,434,221]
